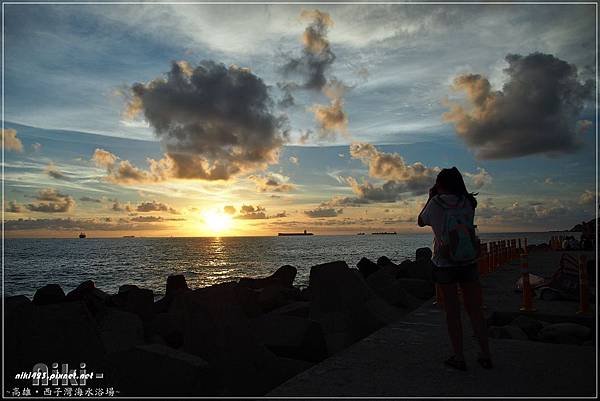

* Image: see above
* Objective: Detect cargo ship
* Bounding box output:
[278,229,314,236]
[371,231,397,235]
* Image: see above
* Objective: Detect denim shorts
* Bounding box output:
[432,263,479,284]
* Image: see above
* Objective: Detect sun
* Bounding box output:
[202,210,233,234]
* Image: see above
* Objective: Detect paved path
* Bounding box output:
[269,250,596,397]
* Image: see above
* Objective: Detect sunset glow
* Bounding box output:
[1,4,596,238]
[202,210,233,234]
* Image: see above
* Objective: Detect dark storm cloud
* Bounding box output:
[304,207,343,218]
[26,188,76,213]
[126,60,288,181]
[281,9,335,91]
[444,52,594,159]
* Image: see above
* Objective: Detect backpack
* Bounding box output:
[433,195,480,264]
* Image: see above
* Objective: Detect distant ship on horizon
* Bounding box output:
[278,229,314,236]
[371,231,397,235]
[79,232,86,238]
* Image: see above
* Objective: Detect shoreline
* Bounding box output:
[6,238,578,396]
[5,245,441,396]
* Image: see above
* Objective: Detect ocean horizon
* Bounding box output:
[4,231,565,298]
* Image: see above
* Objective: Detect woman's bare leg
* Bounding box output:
[460,280,491,358]
[440,283,464,360]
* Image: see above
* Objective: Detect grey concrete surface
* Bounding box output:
[269,250,597,397]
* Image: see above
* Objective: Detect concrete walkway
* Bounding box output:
[269,251,596,397]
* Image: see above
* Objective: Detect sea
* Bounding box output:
[4,232,564,298]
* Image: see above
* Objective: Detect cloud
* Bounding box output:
[130,215,166,222]
[26,188,76,213]
[281,9,335,91]
[5,200,22,213]
[248,173,295,193]
[348,177,412,203]
[288,156,299,165]
[310,80,349,139]
[464,167,492,189]
[107,160,154,184]
[223,205,236,215]
[444,52,593,159]
[124,60,287,181]
[92,148,118,168]
[297,130,313,144]
[304,207,343,218]
[45,163,70,180]
[110,200,128,212]
[80,196,102,203]
[236,204,268,219]
[350,142,439,192]
[579,190,598,205]
[1,129,23,152]
[476,197,577,226]
[324,144,440,205]
[134,200,179,214]
[4,216,182,232]
[280,10,349,141]
[92,148,163,184]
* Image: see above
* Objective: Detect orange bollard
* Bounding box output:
[559,236,564,250]
[520,253,536,312]
[577,255,590,314]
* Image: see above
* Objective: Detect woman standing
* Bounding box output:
[418,167,492,370]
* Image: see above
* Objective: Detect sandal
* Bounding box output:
[477,356,493,369]
[444,356,467,371]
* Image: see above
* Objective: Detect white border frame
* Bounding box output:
[1,1,598,399]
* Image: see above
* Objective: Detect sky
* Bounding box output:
[1,2,597,237]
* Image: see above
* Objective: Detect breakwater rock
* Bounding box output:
[4,251,434,396]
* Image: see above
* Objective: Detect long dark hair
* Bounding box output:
[435,167,477,209]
